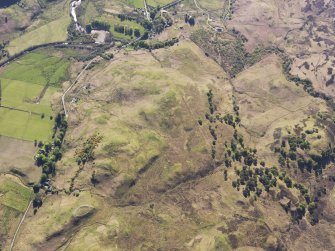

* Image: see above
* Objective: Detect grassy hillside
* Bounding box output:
[5,0,71,56]
[12,39,335,250]
[7,16,70,55]
[2,0,335,250]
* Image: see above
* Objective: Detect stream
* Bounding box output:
[70,0,85,31]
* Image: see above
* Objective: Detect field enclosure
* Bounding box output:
[0,174,32,249]
[0,51,70,141]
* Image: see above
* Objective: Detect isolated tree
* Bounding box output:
[188,17,195,26]
[33,195,42,208]
[33,183,40,193]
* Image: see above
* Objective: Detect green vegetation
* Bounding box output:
[32,112,68,210]
[0,109,54,141]
[1,79,57,114]
[76,0,99,26]
[161,163,182,181]
[191,28,271,77]
[118,0,144,8]
[202,89,320,224]
[75,134,103,165]
[1,52,70,87]
[35,113,68,174]
[0,51,69,141]
[0,176,32,212]
[133,37,179,50]
[92,15,146,40]
[146,0,174,7]
[278,51,335,111]
[7,16,71,55]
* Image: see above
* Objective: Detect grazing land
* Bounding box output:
[146,0,175,7]
[2,0,335,250]
[0,51,69,141]
[0,174,32,249]
[7,16,71,56]
[1,52,70,87]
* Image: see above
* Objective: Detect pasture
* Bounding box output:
[0,51,69,141]
[2,51,70,87]
[0,174,32,250]
[0,175,32,212]
[197,0,225,10]
[117,0,144,8]
[146,0,175,7]
[7,16,70,56]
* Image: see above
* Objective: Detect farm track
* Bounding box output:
[193,0,214,29]
[36,84,49,103]
[9,200,32,251]
[61,58,96,117]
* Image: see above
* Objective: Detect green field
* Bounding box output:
[0,176,32,212]
[7,16,71,56]
[146,0,175,7]
[0,175,32,248]
[117,0,145,8]
[0,51,69,141]
[77,1,100,26]
[0,106,54,141]
[95,15,146,40]
[1,79,57,115]
[2,52,70,87]
[197,0,225,10]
